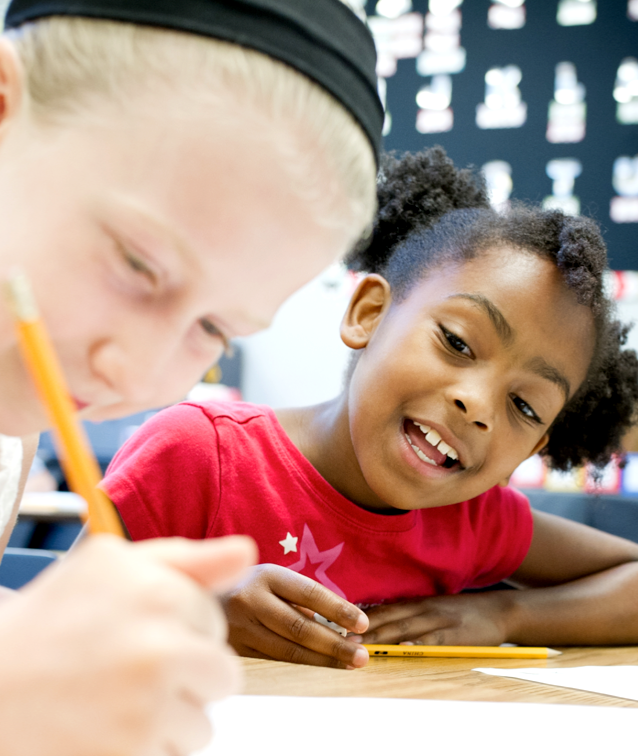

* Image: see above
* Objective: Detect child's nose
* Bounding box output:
[89,338,170,406]
[88,324,211,408]
[451,378,496,431]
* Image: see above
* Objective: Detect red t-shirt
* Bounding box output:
[103,401,533,606]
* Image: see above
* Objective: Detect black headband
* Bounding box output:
[4,0,383,163]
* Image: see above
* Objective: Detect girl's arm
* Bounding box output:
[501,509,638,645]
[361,509,638,647]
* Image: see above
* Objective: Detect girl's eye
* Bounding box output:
[511,395,542,424]
[199,318,233,357]
[199,318,223,338]
[441,326,472,357]
[119,243,157,284]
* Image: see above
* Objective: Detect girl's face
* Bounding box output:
[0,73,349,435]
[343,247,595,511]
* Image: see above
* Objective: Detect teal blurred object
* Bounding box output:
[0,547,56,589]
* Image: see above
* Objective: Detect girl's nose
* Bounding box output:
[89,331,213,409]
[451,382,495,432]
[89,338,171,406]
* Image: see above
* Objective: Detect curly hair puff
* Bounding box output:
[346,147,638,471]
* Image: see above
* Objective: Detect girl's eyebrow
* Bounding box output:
[101,196,193,262]
[525,356,571,402]
[447,292,571,400]
[447,293,513,345]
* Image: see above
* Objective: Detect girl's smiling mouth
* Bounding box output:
[403,419,462,471]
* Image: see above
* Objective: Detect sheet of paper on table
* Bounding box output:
[475,665,638,702]
[195,694,638,756]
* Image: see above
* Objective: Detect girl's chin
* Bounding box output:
[0,406,50,437]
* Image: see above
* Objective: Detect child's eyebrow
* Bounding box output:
[447,293,513,345]
[525,356,571,402]
[447,292,571,401]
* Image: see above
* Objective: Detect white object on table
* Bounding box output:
[475,665,638,702]
[195,694,638,756]
[313,612,347,636]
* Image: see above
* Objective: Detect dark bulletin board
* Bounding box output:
[367,0,638,270]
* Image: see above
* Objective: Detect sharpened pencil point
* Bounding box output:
[547,648,562,657]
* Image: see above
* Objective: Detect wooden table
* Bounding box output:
[242,647,638,707]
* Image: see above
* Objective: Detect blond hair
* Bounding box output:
[8,17,376,244]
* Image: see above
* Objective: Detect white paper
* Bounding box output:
[194,694,638,756]
[475,665,638,702]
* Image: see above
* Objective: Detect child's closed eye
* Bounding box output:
[199,318,233,357]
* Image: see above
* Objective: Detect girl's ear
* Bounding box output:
[340,274,392,350]
[530,433,550,458]
[500,434,550,487]
[0,39,23,138]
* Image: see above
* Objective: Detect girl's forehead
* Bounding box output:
[399,248,596,389]
[410,246,577,304]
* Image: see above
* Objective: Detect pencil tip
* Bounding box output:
[547,648,562,657]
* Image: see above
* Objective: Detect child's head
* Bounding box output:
[0,8,378,435]
[340,147,638,511]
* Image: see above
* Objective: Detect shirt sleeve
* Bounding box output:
[102,403,221,541]
[466,485,534,589]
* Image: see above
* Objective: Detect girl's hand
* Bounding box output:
[0,534,256,756]
[360,592,514,647]
[222,564,370,668]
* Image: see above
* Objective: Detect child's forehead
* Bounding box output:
[408,246,571,302]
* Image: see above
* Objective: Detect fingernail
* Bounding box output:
[345,665,356,670]
[354,615,369,633]
[349,635,363,643]
[399,641,414,646]
[353,647,369,667]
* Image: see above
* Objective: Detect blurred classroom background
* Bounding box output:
[14,0,638,554]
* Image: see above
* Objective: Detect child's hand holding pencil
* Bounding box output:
[0,532,256,756]
[0,269,259,755]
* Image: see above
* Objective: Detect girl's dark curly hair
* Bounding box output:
[346,146,638,471]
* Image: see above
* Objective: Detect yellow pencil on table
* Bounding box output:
[364,645,561,659]
[4,270,124,537]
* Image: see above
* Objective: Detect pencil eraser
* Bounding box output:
[313,613,347,637]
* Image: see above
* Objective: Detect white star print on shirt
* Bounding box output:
[279,532,298,554]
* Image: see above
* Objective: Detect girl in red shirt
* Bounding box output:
[105,147,638,669]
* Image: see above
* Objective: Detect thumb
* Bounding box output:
[135,535,257,593]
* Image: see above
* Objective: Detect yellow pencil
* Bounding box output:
[364,645,561,659]
[4,271,124,537]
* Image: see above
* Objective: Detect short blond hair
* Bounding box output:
[8,17,376,244]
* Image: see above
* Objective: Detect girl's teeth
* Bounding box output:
[425,429,441,446]
[410,443,436,466]
[412,421,460,462]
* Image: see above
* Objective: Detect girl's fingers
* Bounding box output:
[401,630,453,646]
[364,601,427,633]
[256,593,368,667]
[235,623,366,669]
[170,634,242,704]
[361,614,447,645]
[268,567,368,634]
[136,536,258,594]
[159,693,214,756]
